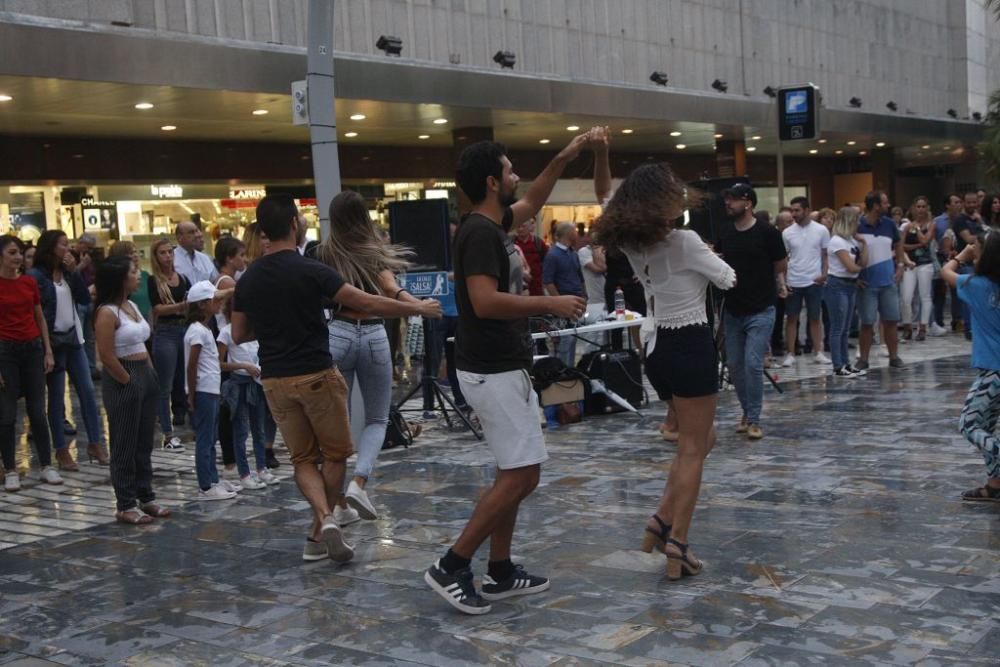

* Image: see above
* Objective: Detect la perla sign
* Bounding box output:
[150,185,184,198]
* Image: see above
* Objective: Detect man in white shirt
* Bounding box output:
[577,237,607,351]
[173,221,219,285]
[782,196,831,366]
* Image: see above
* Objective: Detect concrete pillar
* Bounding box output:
[870,147,895,202]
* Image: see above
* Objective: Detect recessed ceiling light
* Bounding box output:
[746,146,757,152]
[714,133,724,139]
[835,149,844,154]
[669,131,682,137]
[859,150,867,155]
[252,109,269,116]
[566,125,580,131]
[539,139,551,144]
[344,132,358,138]
[809,149,819,154]
[0,94,12,102]
[621,129,633,134]
[921,144,931,149]
[875,141,886,147]
[418,134,430,140]
[350,113,367,121]
[675,143,687,150]
[160,125,176,131]
[134,102,154,110]
[847,140,856,145]
[751,135,762,140]
[818,139,827,144]
[942,145,951,150]
[433,118,448,125]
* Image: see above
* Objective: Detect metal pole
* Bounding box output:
[776,136,785,207]
[307,0,340,240]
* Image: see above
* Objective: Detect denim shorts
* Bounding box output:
[858,283,901,325]
[785,283,823,320]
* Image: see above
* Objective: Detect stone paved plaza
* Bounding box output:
[0,337,997,666]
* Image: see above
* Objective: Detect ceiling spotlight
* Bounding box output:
[763,86,777,98]
[669,131,682,137]
[566,125,580,131]
[875,142,886,147]
[418,134,430,140]
[621,129,634,134]
[134,102,154,110]
[947,108,958,118]
[886,101,898,112]
[818,139,828,144]
[252,109,269,116]
[675,144,687,150]
[160,125,176,131]
[376,35,403,56]
[809,149,819,154]
[835,150,844,155]
[747,146,757,152]
[859,150,867,155]
[0,94,13,102]
[921,145,931,150]
[433,118,448,125]
[714,133,724,139]
[349,113,367,121]
[492,50,516,69]
[849,97,862,108]
[711,79,728,93]
[751,135,762,141]
[539,139,551,144]
[344,132,358,137]
[847,140,856,146]
[973,111,983,122]
[649,71,669,86]
[943,145,951,150]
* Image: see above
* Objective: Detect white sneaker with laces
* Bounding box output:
[781,354,796,367]
[334,505,361,526]
[346,480,378,520]
[40,467,63,485]
[814,352,831,364]
[929,323,948,337]
[240,474,267,490]
[4,471,21,492]
[219,479,242,493]
[199,484,236,501]
[162,436,184,451]
[258,469,280,485]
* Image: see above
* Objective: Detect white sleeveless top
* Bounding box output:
[101,301,150,357]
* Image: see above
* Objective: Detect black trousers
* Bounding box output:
[0,338,51,470]
[102,360,158,511]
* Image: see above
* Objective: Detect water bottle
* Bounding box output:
[614,286,626,319]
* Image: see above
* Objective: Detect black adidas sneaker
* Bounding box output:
[481,564,550,601]
[424,560,492,615]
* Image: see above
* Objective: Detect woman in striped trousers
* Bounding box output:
[95,256,170,524]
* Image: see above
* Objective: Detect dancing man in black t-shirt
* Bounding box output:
[423,137,590,615]
[232,195,440,565]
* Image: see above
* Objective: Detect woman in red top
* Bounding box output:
[0,236,57,492]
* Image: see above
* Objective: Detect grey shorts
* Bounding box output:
[457,369,548,470]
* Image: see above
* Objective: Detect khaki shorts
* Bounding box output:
[262,368,353,465]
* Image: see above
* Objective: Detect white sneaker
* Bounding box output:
[781,354,796,367]
[929,323,948,337]
[320,514,354,563]
[162,436,184,451]
[199,484,237,501]
[258,469,280,485]
[40,467,63,485]
[346,480,378,520]
[334,505,361,526]
[813,352,831,364]
[219,479,242,493]
[4,471,21,492]
[240,474,267,490]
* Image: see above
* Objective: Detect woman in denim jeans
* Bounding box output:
[826,207,869,378]
[148,238,191,450]
[28,230,108,470]
[1,236,59,491]
[315,191,420,522]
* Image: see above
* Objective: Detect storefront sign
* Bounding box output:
[80,197,116,207]
[150,184,184,198]
[229,188,266,200]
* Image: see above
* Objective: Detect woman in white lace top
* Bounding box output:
[594,162,735,581]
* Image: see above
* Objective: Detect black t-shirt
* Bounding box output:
[454,212,532,373]
[953,214,983,253]
[716,220,788,316]
[232,250,346,379]
[147,273,191,324]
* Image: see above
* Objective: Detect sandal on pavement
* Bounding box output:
[665,538,703,580]
[640,514,672,554]
[140,502,172,518]
[115,508,153,525]
[961,484,1000,502]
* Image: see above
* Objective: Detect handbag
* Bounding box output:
[51,326,81,350]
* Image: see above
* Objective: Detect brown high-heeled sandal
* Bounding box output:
[665,538,703,580]
[55,448,79,472]
[140,503,171,518]
[640,515,672,554]
[87,443,109,466]
[115,508,153,525]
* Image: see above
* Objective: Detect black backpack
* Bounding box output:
[382,405,413,450]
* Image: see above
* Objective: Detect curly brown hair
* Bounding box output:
[592,163,697,251]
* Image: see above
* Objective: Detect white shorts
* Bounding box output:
[457,368,548,470]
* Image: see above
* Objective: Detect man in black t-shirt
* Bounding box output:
[716,184,788,441]
[231,195,439,565]
[424,137,589,615]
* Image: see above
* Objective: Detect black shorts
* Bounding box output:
[645,325,718,400]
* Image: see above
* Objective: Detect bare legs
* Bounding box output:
[452,465,540,561]
[299,459,346,540]
[859,320,899,363]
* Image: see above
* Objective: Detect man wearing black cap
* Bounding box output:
[716,184,788,440]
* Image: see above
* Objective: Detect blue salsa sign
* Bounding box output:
[399,271,450,297]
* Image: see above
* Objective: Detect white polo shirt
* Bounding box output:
[782,221,830,288]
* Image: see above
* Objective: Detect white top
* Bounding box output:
[828,236,861,279]
[782,221,830,288]
[577,245,607,306]
[173,246,219,285]
[622,229,736,352]
[217,324,261,384]
[53,279,76,333]
[213,274,234,330]
[184,321,221,394]
[100,301,150,358]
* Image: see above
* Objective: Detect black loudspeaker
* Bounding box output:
[577,349,644,415]
[388,199,451,271]
[686,176,750,244]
